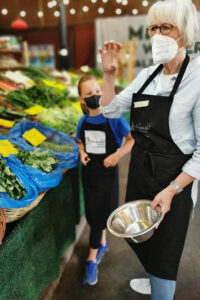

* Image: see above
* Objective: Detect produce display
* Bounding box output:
[0,63,128,233]
[16,149,58,173]
[0,157,27,200]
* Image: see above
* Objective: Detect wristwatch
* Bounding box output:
[170,180,183,194]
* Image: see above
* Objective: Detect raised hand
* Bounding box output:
[99,40,122,74]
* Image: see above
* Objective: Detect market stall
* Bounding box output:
[0,60,86,299]
[0,33,131,299]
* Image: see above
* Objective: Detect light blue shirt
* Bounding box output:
[101,56,200,181]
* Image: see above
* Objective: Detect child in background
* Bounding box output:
[76,76,134,285]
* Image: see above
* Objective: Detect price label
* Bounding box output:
[22,128,46,147]
[0,118,15,128]
[24,105,44,115]
[0,140,18,157]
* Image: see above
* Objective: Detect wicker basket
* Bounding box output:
[4,191,46,223]
[0,209,6,245]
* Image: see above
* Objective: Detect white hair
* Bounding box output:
[146,0,200,48]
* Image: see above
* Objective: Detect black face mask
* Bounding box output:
[84,95,101,109]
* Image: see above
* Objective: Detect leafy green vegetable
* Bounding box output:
[0,157,27,200]
[16,149,58,173]
[40,140,74,153]
[38,106,82,136]
[5,86,69,109]
[22,66,54,81]
[5,89,33,109]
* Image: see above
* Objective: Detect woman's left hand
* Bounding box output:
[151,185,177,229]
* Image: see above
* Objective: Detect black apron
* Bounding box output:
[80,116,119,229]
[125,55,193,280]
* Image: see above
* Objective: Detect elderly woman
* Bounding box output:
[99,0,200,299]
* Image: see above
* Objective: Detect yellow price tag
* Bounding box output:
[42,79,66,90]
[24,105,44,115]
[0,140,18,157]
[22,128,46,147]
[0,118,15,128]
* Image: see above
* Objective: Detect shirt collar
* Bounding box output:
[151,56,200,83]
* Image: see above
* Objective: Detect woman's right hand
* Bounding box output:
[99,40,122,74]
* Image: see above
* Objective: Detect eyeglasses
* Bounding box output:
[147,24,174,36]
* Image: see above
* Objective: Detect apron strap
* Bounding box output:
[137,64,163,94]
[169,54,190,98]
[137,54,190,97]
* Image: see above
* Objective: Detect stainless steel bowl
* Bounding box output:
[107,200,162,243]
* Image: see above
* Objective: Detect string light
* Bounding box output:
[102,0,108,3]
[122,0,128,5]
[91,0,97,3]
[63,0,69,4]
[48,2,53,8]
[47,1,57,8]
[142,0,149,7]
[132,8,138,15]
[98,7,104,14]
[1,8,8,15]
[54,10,60,17]
[69,8,76,15]
[51,0,57,7]
[37,11,44,18]
[20,11,26,17]
[82,6,89,12]
[116,0,121,3]
[115,8,122,15]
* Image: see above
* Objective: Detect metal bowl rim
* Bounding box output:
[107,199,162,238]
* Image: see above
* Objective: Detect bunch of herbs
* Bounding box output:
[0,157,27,200]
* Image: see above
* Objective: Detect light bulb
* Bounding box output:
[54,10,60,17]
[132,9,138,15]
[38,11,44,18]
[115,8,122,15]
[98,7,104,14]
[2,9,8,15]
[82,6,89,12]
[70,8,76,15]
[20,11,26,17]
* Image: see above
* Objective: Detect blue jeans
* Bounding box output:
[149,274,176,300]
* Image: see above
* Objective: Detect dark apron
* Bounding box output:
[125,55,193,280]
[80,116,119,229]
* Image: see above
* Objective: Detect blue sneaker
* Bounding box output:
[96,242,109,264]
[83,261,98,285]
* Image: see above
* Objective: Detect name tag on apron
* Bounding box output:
[134,100,149,108]
[85,130,106,154]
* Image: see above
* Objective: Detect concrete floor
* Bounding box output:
[52,154,200,300]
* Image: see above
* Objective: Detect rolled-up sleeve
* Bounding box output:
[182,99,200,179]
[100,69,147,118]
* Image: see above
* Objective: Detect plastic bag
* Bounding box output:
[8,121,79,169]
[0,160,38,209]
[8,155,63,194]
[0,134,63,194]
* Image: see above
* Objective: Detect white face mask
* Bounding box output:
[151,34,182,64]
